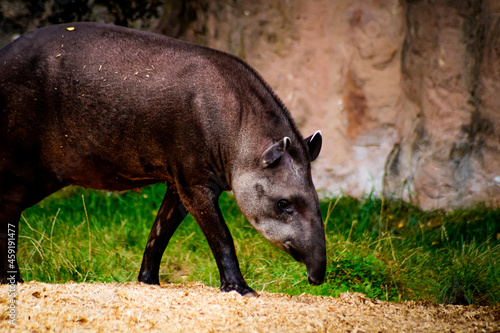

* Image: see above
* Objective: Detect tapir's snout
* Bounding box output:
[284,236,326,286]
[305,244,326,286]
[306,256,326,285]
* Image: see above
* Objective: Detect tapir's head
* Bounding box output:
[232,131,326,285]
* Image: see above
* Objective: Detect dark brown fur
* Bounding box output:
[0,23,325,296]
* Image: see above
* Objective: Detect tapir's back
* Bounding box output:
[0,23,189,135]
[0,22,222,119]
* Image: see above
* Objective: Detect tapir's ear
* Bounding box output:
[304,131,322,162]
[262,137,291,168]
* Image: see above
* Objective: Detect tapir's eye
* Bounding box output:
[277,199,294,214]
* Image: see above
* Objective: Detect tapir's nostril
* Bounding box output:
[308,276,324,286]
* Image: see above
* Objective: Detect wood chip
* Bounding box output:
[0,282,498,332]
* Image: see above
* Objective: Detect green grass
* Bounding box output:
[17,184,500,305]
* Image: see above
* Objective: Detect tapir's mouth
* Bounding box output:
[283,241,304,264]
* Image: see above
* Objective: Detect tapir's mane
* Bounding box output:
[194,42,303,141]
[229,51,302,138]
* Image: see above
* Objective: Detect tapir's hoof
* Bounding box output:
[138,271,160,285]
[242,290,259,298]
[221,283,257,297]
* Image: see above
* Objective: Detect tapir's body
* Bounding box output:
[0,23,326,296]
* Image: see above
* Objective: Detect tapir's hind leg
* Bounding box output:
[0,173,64,284]
[138,183,188,285]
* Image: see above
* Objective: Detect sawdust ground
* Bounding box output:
[1,282,499,332]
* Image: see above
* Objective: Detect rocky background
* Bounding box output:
[1,0,499,210]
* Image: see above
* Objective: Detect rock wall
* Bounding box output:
[1,0,499,209]
[384,0,500,209]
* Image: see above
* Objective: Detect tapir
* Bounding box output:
[0,22,326,296]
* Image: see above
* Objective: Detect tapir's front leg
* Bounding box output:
[139,183,188,285]
[178,185,257,297]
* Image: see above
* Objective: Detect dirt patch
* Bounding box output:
[1,282,499,332]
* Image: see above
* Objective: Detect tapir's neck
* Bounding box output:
[189,47,302,191]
